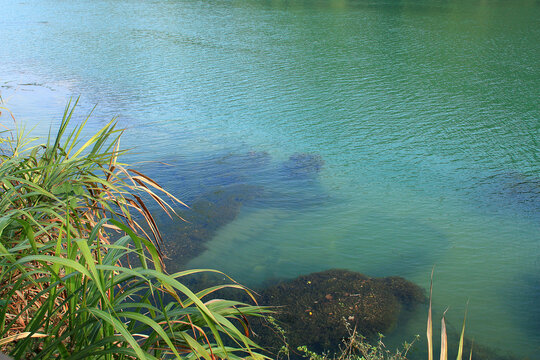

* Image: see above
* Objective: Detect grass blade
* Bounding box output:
[427,267,434,360]
[457,302,468,360]
[440,308,448,360]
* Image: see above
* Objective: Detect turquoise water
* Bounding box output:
[1,0,539,357]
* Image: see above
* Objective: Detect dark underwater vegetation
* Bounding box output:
[474,171,540,219]
[140,150,329,270]
[252,269,426,358]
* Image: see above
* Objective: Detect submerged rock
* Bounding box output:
[253,269,425,356]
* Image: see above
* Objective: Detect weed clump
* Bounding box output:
[255,269,425,357]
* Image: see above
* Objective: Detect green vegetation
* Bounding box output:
[297,331,416,360]
[0,101,267,359]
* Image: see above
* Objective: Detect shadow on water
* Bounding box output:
[142,150,328,271]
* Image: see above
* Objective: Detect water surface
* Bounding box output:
[1,0,539,357]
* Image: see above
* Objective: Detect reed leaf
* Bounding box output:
[456,303,468,360]
[0,102,266,359]
[427,270,472,360]
[0,332,47,346]
[427,268,434,360]
[440,309,448,360]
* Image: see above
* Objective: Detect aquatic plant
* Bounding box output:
[294,322,417,360]
[159,183,263,270]
[251,269,425,358]
[278,270,521,360]
[0,101,267,359]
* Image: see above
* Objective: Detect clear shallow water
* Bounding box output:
[1,0,539,357]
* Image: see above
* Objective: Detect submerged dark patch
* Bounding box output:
[477,171,540,217]
[159,184,263,272]
[141,150,324,206]
[139,151,272,204]
[502,269,540,339]
[280,153,325,180]
[252,269,425,357]
[143,150,328,267]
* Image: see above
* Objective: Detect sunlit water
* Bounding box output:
[1,0,539,357]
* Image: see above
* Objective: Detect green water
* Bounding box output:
[1,0,539,357]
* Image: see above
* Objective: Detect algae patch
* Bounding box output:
[254,269,425,356]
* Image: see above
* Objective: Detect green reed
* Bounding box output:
[0,100,267,359]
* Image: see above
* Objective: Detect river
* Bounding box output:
[1,0,539,357]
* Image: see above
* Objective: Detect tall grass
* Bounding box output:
[0,101,267,359]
